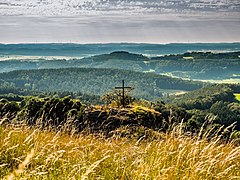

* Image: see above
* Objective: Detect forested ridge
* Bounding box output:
[0,67,204,100]
[165,84,237,109]
[163,84,240,131]
[1,51,240,81]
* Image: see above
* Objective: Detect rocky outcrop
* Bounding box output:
[80,106,165,134]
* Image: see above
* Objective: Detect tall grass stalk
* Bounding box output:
[0,122,239,179]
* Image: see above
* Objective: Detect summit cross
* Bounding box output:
[115,80,132,107]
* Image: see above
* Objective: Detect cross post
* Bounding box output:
[115,80,132,107]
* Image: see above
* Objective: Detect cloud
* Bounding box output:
[0,14,240,44]
[0,0,239,16]
[0,0,239,43]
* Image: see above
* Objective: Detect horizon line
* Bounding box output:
[1,42,240,45]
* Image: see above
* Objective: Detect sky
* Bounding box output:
[0,0,240,43]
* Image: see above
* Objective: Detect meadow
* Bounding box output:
[1,123,240,180]
[235,94,240,102]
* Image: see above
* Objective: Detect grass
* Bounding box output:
[235,94,240,102]
[0,123,240,180]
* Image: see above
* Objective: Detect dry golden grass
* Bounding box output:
[0,123,240,180]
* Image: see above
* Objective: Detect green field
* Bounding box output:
[235,94,240,102]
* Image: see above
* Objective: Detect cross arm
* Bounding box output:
[115,87,133,89]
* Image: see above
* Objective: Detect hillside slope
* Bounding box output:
[0,68,204,100]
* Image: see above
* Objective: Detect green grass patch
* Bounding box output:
[234,94,240,102]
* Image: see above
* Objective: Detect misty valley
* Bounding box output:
[1,48,240,83]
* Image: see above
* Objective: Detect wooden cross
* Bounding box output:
[115,80,132,107]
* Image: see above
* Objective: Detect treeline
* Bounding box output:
[0,84,101,104]
[0,68,205,100]
[0,59,75,73]
[151,51,240,60]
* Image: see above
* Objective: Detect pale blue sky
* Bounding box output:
[0,0,239,43]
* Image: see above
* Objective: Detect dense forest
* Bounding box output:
[165,84,237,109]
[164,84,240,131]
[0,68,205,100]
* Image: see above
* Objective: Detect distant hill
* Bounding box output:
[83,51,149,61]
[1,43,240,56]
[151,51,240,60]
[1,50,240,81]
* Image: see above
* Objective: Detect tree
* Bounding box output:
[101,90,134,107]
